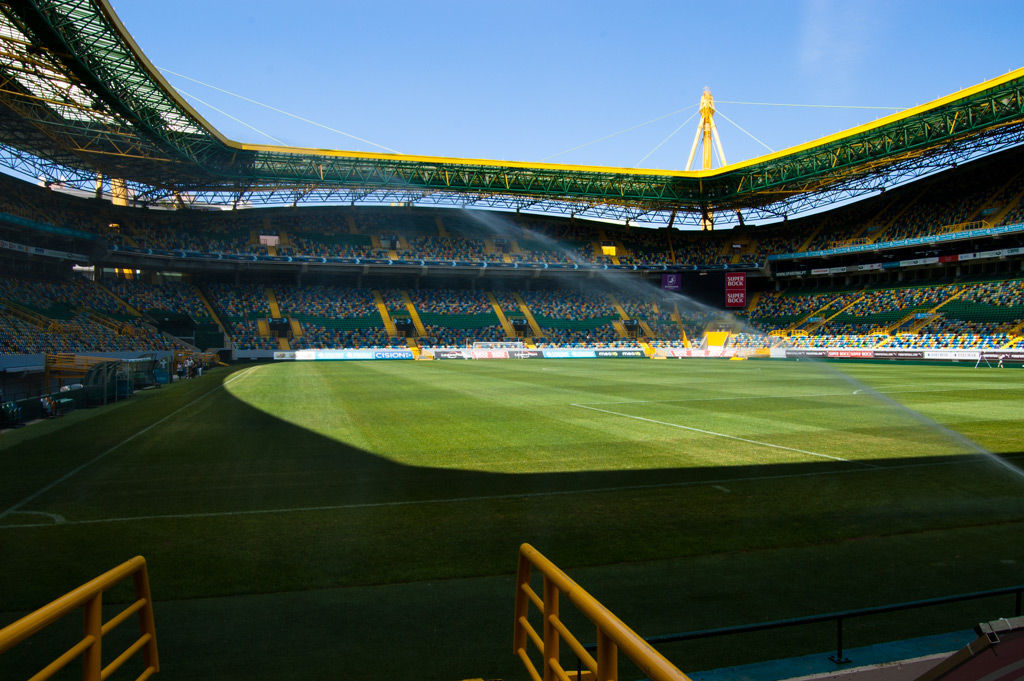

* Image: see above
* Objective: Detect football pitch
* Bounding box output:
[2,358,1023,681]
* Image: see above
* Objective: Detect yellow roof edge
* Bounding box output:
[232,66,1024,177]
[233,142,700,177]
[717,66,1024,174]
[97,0,698,178]
[97,0,1023,181]
[96,0,236,148]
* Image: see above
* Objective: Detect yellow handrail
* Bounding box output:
[514,543,691,681]
[0,556,159,681]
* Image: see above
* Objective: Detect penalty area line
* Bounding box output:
[0,366,259,522]
[0,455,992,530]
[570,402,870,466]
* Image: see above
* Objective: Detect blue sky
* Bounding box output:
[111,1,1023,171]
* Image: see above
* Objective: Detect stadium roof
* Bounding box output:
[0,0,1023,226]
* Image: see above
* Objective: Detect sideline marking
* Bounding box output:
[0,455,1002,530]
[571,402,862,465]
[0,366,258,521]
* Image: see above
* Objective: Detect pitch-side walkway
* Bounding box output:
[690,630,975,681]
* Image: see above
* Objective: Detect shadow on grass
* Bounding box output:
[2,364,1024,681]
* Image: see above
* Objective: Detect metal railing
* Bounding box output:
[627,585,1024,666]
[0,556,159,681]
[514,543,691,681]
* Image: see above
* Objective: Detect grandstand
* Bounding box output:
[1,3,1024,681]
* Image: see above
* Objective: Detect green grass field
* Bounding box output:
[2,358,1023,681]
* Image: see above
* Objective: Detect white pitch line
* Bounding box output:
[0,366,259,521]
[10,510,65,523]
[0,455,1003,530]
[570,402,861,464]
[573,385,1022,407]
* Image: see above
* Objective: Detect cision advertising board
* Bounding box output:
[429,348,646,360]
[275,349,414,361]
[724,272,746,308]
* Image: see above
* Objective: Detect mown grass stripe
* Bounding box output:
[0,366,258,521]
[570,402,862,464]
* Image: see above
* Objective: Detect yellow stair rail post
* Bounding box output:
[512,292,544,338]
[788,295,844,332]
[372,291,398,337]
[609,295,630,322]
[671,304,690,347]
[882,310,919,335]
[872,333,893,348]
[1001,335,1023,349]
[1002,315,1024,338]
[608,293,632,338]
[609,294,656,338]
[93,279,143,317]
[866,186,929,244]
[264,288,282,318]
[0,556,159,681]
[502,238,523,264]
[1,299,54,328]
[716,236,734,259]
[514,543,691,681]
[405,337,422,359]
[794,224,823,253]
[486,292,517,337]
[193,283,231,345]
[905,289,965,334]
[745,291,763,314]
[82,308,136,336]
[804,294,866,334]
[399,290,428,337]
[990,186,1024,226]
[615,240,630,260]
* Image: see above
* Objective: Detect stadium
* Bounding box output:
[1,2,1024,681]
